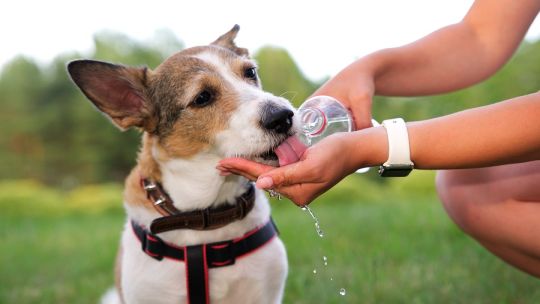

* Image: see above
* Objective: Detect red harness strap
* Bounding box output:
[131,219,279,304]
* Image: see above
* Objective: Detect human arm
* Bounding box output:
[217,0,540,205]
[317,0,540,129]
[218,92,540,205]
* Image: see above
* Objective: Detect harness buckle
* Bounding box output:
[141,233,165,261]
[206,240,236,268]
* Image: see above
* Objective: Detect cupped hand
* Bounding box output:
[217,133,358,206]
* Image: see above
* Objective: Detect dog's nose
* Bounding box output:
[261,107,294,134]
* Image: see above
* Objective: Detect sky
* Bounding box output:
[2,0,540,81]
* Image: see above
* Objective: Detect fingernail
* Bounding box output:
[256,176,274,189]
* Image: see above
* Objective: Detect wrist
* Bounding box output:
[346,127,388,171]
[360,50,391,88]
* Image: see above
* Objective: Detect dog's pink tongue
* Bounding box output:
[274,136,308,167]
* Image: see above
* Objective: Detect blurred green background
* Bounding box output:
[1,32,539,303]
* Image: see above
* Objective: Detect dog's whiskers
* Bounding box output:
[279,91,298,102]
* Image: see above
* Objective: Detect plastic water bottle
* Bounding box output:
[298,95,355,146]
[298,95,376,173]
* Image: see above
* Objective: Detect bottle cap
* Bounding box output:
[299,107,327,136]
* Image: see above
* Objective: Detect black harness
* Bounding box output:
[131,218,279,304]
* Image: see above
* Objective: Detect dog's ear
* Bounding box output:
[67,60,153,131]
[211,24,249,57]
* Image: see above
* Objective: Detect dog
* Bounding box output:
[68,25,296,304]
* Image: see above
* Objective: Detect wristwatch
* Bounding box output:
[378,118,414,177]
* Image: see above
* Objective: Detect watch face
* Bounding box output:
[378,165,413,177]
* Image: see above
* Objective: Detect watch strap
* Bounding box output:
[379,118,414,177]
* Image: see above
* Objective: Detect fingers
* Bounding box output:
[270,182,323,206]
[350,104,373,130]
[219,157,310,190]
[256,159,318,190]
[348,89,373,130]
[217,158,315,205]
[218,165,258,181]
[217,157,275,181]
[258,165,298,189]
[307,93,373,130]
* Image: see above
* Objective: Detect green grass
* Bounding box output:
[1,176,539,303]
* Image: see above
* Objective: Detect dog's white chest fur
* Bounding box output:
[119,152,288,303]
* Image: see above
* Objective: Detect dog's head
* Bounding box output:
[68,25,297,166]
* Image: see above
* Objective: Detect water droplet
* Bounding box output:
[303,206,325,238]
[313,269,317,274]
[323,256,328,266]
[314,223,324,238]
[268,190,283,200]
[339,288,346,296]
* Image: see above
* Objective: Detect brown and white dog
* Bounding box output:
[68,25,295,304]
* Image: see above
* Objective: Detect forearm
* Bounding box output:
[350,92,540,170]
[353,0,540,97]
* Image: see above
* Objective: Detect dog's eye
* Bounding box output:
[244,67,257,80]
[192,90,213,107]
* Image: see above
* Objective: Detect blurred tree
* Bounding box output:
[0,31,184,186]
[254,46,320,107]
[0,57,46,180]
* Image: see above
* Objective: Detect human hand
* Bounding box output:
[217,133,360,206]
[313,60,376,130]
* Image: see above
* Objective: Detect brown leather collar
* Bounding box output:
[141,178,255,234]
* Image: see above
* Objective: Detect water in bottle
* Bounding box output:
[297,95,355,146]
